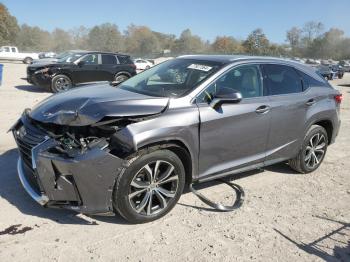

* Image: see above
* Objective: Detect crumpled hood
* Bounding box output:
[29,84,169,126]
[28,61,70,69]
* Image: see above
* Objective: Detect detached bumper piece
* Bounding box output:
[13,116,125,215]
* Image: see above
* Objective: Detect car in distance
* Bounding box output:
[31,50,88,65]
[12,55,341,223]
[38,52,56,59]
[330,64,344,79]
[27,51,136,92]
[314,64,334,80]
[0,46,39,64]
[134,58,153,70]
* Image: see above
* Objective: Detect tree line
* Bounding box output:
[1,3,349,59]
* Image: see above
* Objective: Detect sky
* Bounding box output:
[2,0,350,43]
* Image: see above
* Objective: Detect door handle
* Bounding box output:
[306,99,316,106]
[255,105,270,114]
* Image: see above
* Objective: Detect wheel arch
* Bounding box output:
[312,119,333,145]
[135,140,194,185]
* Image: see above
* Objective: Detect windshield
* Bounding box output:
[57,53,84,63]
[118,58,224,97]
[56,51,70,59]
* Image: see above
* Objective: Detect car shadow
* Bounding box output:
[14,85,49,93]
[0,148,127,225]
[274,216,349,261]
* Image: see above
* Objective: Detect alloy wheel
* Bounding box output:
[128,160,179,216]
[304,133,326,169]
[55,77,71,91]
[114,75,128,84]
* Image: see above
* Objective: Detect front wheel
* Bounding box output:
[51,74,72,93]
[113,150,185,223]
[289,125,328,173]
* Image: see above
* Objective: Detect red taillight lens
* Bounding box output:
[334,94,342,103]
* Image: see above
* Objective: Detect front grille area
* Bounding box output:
[13,118,47,194]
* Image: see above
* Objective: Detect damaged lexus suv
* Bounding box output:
[12,55,341,223]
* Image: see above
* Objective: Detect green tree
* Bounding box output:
[173,29,204,54]
[88,23,123,52]
[16,24,52,51]
[286,27,302,56]
[51,28,73,52]
[243,28,270,55]
[124,25,160,56]
[0,3,19,45]
[70,26,89,50]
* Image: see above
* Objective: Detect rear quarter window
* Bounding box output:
[296,70,330,90]
[118,56,133,64]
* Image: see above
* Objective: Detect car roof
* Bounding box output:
[82,51,129,56]
[178,54,318,76]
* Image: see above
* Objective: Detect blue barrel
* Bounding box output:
[0,64,3,85]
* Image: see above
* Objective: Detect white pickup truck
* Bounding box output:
[0,46,39,64]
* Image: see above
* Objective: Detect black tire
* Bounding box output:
[145,65,150,70]
[113,149,185,223]
[289,125,328,173]
[23,57,33,64]
[114,73,130,84]
[51,74,72,93]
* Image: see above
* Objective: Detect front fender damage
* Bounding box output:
[16,109,161,215]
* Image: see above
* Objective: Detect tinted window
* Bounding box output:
[11,47,16,52]
[297,70,328,89]
[197,64,262,103]
[118,56,132,64]
[81,54,98,65]
[4,47,10,52]
[263,64,302,95]
[102,54,117,65]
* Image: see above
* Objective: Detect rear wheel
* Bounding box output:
[289,125,328,173]
[23,57,33,64]
[114,73,129,84]
[51,74,72,93]
[113,150,185,223]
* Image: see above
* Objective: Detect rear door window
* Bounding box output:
[263,64,303,95]
[102,54,118,65]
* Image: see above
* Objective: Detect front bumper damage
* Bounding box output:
[13,116,127,215]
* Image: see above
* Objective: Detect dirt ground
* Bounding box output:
[0,62,349,262]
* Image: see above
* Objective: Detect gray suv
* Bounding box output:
[12,55,342,223]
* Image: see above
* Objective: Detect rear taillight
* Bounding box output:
[334,94,342,103]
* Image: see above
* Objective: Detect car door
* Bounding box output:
[99,54,119,81]
[72,53,101,84]
[261,64,312,164]
[196,64,271,179]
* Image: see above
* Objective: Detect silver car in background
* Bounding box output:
[12,55,342,223]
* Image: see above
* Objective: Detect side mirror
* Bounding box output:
[77,60,85,67]
[210,88,242,109]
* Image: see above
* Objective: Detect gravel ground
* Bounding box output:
[0,62,349,262]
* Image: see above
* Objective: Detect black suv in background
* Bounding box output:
[27,51,137,92]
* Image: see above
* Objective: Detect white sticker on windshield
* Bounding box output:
[187,64,213,72]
